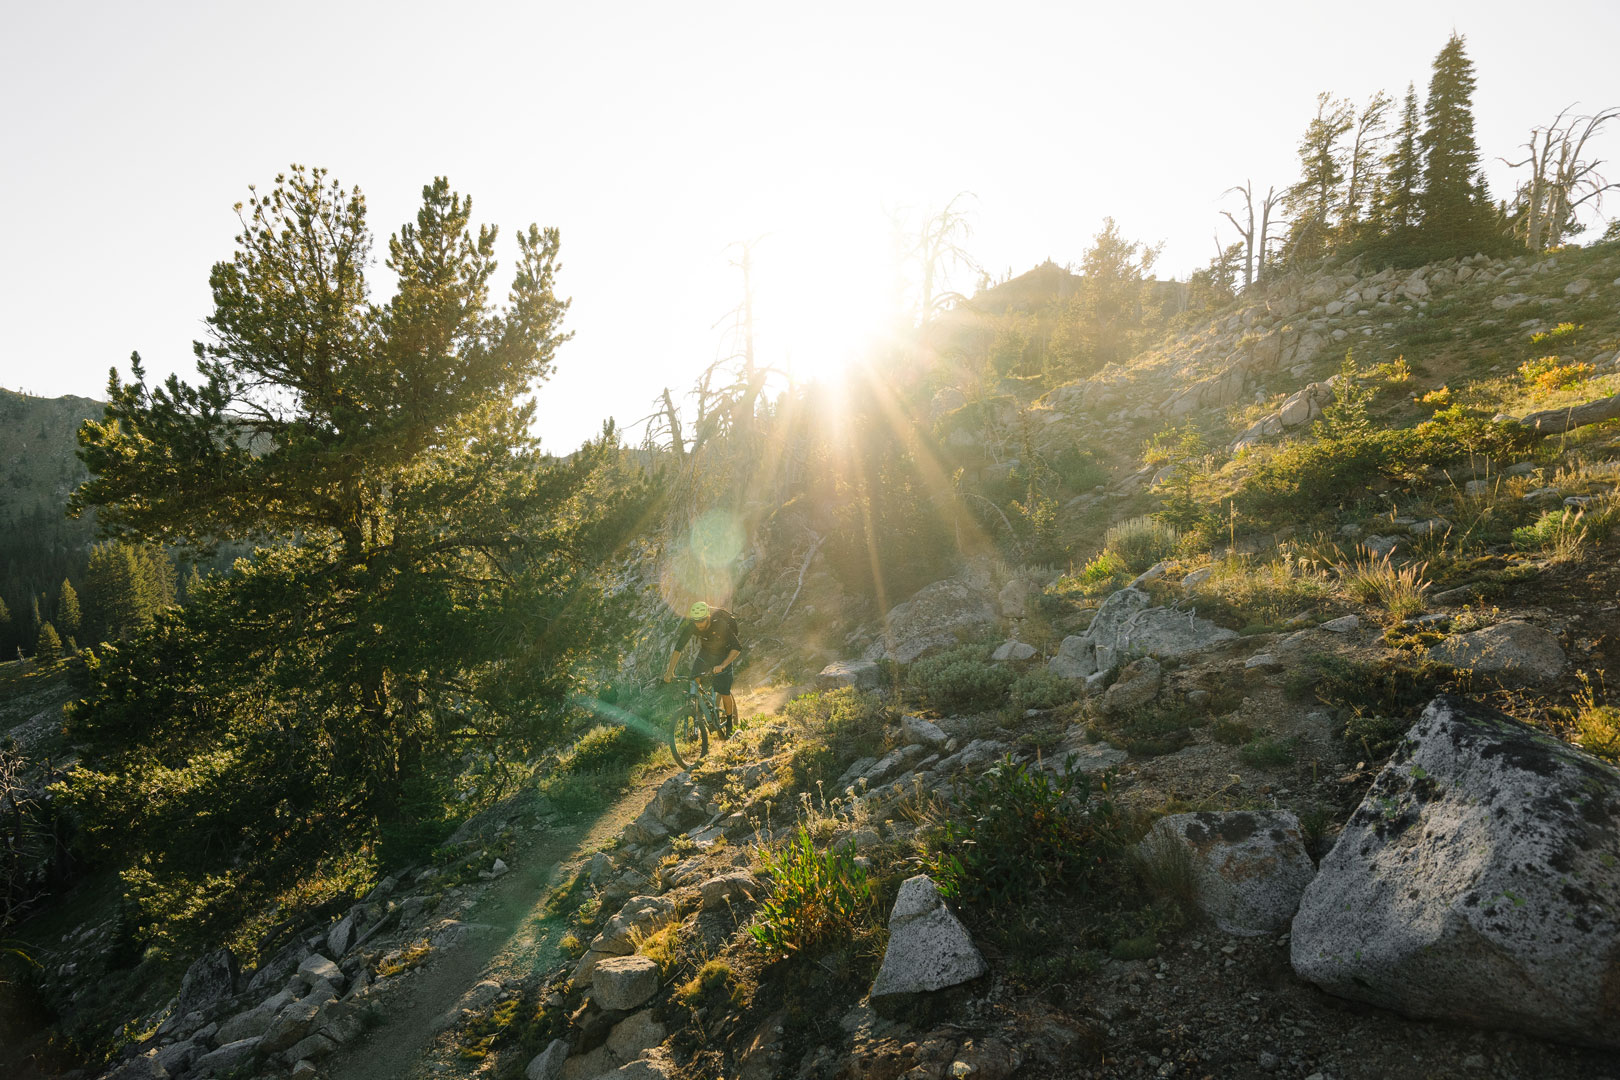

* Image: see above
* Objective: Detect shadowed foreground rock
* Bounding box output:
[870,875,986,1001]
[1291,695,1620,1048]
[1143,811,1316,935]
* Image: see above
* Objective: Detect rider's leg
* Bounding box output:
[719,692,738,723]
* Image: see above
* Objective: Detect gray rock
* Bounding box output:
[296,954,343,989]
[291,1060,321,1080]
[899,715,948,749]
[815,659,882,692]
[1103,656,1161,714]
[1361,534,1400,558]
[612,1055,676,1079]
[863,744,926,785]
[216,988,297,1044]
[1047,634,1095,679]
[1243,653,1279,669]
[870,875,987,998]
[1318,615,1359,633]
[1429,620,1565,684]
[1293,696,1620,1047]
[862,578,998,664]
[1180,566,1215,590]
[153,1040,201,1075]
[593,895,677,956]
[699,871,760,911]
[104,1053,168,1080]
[326,914,355,958]
[260,999,321,1053]
[282,1032,337,1065]
[997,577,1029,618]
[191,1037,262,1076]
[526,1038,569,1080]
[833,756,878,792]
[1143,812,1316,936]
[1081,587,1238,671]
[607,1010,667,1061]
[592,956,662,1011]
[990,639,1036,663]
[175,948,237,1019]
[1409,517,1450,537]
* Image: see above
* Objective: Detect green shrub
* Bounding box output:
[749,829,876,959]
[1052,446,1107,491]
[1343,712,1408,759]
[1104,516,1180,572]
[1238,735,1296,769]
[924,756,1124,910]
[782,687,890,761]
[1010,669,1077,711]
[1210,717,1254,745]
[908,644,1014,713]
[558,723,655,776]
[1104,701,1201,756]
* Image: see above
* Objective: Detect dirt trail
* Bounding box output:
[326,681,789,1080]
[325,770,668,1080]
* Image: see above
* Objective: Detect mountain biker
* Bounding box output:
[662,601,742,732]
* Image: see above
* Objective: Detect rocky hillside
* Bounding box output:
[10,249,1620,1080]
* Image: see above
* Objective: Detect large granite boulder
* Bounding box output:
[571,896,677,987]
[870,876,986,1000]
[863,579,998,665]
[592,956,661,1011]
[815,659,882,691]
[1428,620,1566,685]
[1143,811,1316,935]
[1292,696,1620,1047]
[1047,588,1237,679]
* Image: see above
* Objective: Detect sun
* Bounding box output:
[745,214,902,388]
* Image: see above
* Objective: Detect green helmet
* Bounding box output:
[687,601,711,621]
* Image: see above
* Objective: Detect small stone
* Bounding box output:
[1258,1050,1280,1070]
[1244,653,1278,669]
[1318,615,1359,633]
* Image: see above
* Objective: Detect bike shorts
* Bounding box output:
[691,661,734,696]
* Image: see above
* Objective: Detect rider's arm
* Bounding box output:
[664,620,692,681]
[714,647,741,674]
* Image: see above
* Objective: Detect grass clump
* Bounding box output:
[1570,672,1620,763]
[1104,516,1180,572]
[1343,548,1431,621]
[749,829,876,960]
[907,644,1014,713]
[1238,735,1296,769]
[674,958,743,1008]
[923,756,1125,910]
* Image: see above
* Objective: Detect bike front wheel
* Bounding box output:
[669,707,709,770]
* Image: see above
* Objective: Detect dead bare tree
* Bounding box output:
[1503,105,1620,250]
[1220,181,1282,288]
[889,193,982,324]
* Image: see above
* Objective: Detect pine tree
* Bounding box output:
[1418,35,1497,254]
[1282,93,1356,264]
[34,621,61,663]
[1377,83,1424,236]
[57,578,81,639]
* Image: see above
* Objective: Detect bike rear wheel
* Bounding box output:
[669,705,709,769]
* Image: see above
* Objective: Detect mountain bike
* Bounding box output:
[669,674,732,769]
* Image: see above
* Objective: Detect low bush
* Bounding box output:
[924,756,1125,910]
[1104,516,1180,572]
[1010,668,1077,711]
[749,829,876,959]
[782,687,890,762]
[558,723,656,776]
[1238,735,1296,769]
[1103,701,1202,757]
[908,644,1014,713]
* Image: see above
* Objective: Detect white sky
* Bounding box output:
[3,0,1618,452]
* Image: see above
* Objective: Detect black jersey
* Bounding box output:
[674,608,743,666]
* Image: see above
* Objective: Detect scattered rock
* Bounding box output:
[899,714,949,749]
[815,659,882,692]
[526,1039,569,1080]
[1181,566,1214,589]
[870,875,987,1000]
[592,956,662,1011]
[699,871,760,911]
[1143,812,1317,936]
[191,1038,263,1077]
[997,577,1029,618]
[1293,696,1620,1047]
[1052,588,1237,679]
[990,639,1036,662]
[1428,620,1565,684]
[1318,615,1359,633]
[1102,656,1161,714]
[1361,535,1399,558]
[1409,517,1449,536]
[216,988,297,1044]
[1243,653,1279,669]
[326,914,355,958]
[607,1010,668,1061]
[296,954,343,989]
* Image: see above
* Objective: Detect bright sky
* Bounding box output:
[4,1,1618,452]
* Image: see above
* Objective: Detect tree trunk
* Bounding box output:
[1515,390,1620,434]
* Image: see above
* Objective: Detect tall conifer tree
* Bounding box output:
[1418,35,1497,252]
[1378,83,1424,235]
